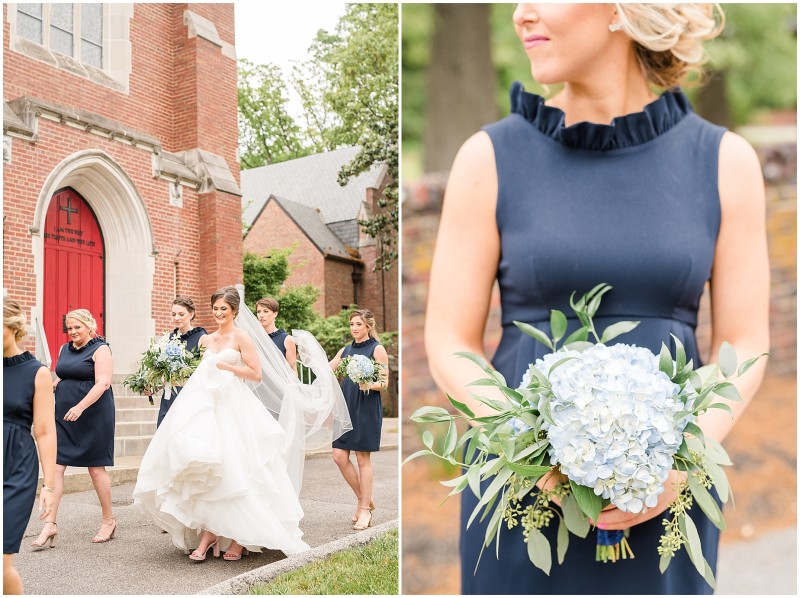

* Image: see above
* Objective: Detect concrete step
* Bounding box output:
[115,420,157,437]
[114,435,154,458]
[115,406,159,423]
[114,395,160,409]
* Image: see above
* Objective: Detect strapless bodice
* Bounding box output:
[206,348,244,367]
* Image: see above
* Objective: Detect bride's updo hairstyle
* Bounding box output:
[211,286,240,317]
[613,3,724,88]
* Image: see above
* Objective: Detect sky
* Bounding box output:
[233,2,347,73]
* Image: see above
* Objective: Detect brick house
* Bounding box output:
[3,3,242,374]
[241,146,398,335]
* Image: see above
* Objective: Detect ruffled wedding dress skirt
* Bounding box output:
[133,349,310,555]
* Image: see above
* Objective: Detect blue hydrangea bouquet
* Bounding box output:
[406,284,765,588]
[335,354,383,392]
[124,334,203,402]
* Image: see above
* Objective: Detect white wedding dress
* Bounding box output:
[133,347,310,555]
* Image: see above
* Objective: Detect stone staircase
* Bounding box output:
[112,383,160,458]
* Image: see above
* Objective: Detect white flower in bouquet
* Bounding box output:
[532,343,691,514]
[346,354,378,385]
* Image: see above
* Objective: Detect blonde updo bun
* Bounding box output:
[3,298,28,342]
[614,3,725,88]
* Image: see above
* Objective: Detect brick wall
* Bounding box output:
[3,3,240,339]
[242,200,327,314]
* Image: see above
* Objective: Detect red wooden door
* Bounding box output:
[43,188,105,368]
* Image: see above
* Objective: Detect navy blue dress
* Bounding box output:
[55,338,115,467]
[460,84,726,594]
[4,352,46,553]
[332,338,383,452]
[268,329,290,357]
[156,327,207,428]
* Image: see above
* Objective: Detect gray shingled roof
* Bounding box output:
[268,195,354,260]
[241,146,385,228]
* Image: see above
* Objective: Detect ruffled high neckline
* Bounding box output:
[173,327,205,341]
[509,81,692,151]
[3,351,35,367]
[352,337,378,349]
[68,337,103,353]
[268,329,286,338]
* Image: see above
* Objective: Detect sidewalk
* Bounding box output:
[16,420,398,595]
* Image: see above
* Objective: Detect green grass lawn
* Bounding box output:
[250,528,399,595]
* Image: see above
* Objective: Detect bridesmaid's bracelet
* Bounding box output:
[42,485,55,493]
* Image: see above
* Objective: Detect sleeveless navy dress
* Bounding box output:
[332,337,383,452]
[4,352,46,553]
[156,326,207,427]
[269,329,290,357]
[55,338,115,467]
[460,83,726,594]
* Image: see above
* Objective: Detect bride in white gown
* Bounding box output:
[133,286,351,561]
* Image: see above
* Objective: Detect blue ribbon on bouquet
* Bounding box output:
[596,529,634,562]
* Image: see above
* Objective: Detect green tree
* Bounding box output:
[306,3,399,271]
[242,249,319,331]
[238,60,320,169]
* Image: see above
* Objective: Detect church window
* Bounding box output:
[15,3,104,69]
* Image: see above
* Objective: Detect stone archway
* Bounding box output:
[32,149,155,374]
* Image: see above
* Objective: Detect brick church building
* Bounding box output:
[3,3,241,374]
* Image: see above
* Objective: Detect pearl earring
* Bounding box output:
[609,22,622,32]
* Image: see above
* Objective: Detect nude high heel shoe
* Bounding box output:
[31,521,58,550]
[189,540,220,561]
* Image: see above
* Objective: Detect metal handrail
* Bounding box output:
[32,316,52,368]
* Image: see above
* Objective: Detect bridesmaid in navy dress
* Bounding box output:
[330,309,389,531]
[256,297,297,371]
[425,4,769,594]
[154,297,207,427]
[32,309,118,546]
[3,298,57,594]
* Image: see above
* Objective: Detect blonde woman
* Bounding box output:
[31,309,116,546]
[3,299,57,594]
[330,309,389,531]
[425,4,768,594]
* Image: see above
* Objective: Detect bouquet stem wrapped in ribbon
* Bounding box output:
[406,284,766,589]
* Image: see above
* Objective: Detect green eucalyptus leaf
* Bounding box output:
[469,378,502,387]
[737,353,768,377]
[683,422,705,446]
[443,419,458,456]
[505,462,552,477]
[569,290,586,313]
[556,517,569,564]
[688,476,726,531]
[447,394,475,419]
[411,406,453,423]
[422,430,434,450]
[701,557,717,589]
[454,351,490,372]
[658,342,674,377]
[446,474,471,497]
[585,284,611,317]
[671,333,687,374]
[679,513,706,577]
[527,526,552,575]
[563,341,594,352]
[561,493,591,538]
[569,480,603,522]
[514,321,555,351]
[500,437,516,462]
[659,552,673,574]
[600,320,640,343]
[401,449,433,465]
[718,342,737,378]
[467,468,514,528]
[706,402,734,418]
[712,382,742,402]
[467,464,482,498]
[550,310,568,342]
[548,356,576,376]
[704,460,730,503]
[563,326,589,345]
[539,398,555,425]
[440,473,467,488]
[704,437,733,466]
[499,386,524,404]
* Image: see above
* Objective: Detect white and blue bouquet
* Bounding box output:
[124,334,203,402]
[406,284,765,588]
[335,354,383,391]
